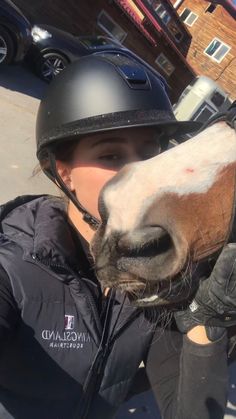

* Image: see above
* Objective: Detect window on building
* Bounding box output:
[204,38,230,63]
[155,53,175,76]
[155,4,171,24]
[146,0,161,7]
[97,10,127,43]
[167,21,183,42]
[205,4,217,13]
[180,8,198,26]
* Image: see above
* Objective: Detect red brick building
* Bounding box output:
[13,0,197,102]
[169,0,236,99]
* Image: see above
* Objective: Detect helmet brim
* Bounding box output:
[37,109,202,158]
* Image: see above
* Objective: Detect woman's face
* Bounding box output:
[57,126,162,220]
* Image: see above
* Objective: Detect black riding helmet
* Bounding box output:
[36,54,201,229]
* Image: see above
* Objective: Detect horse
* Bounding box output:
[91,105,236,308]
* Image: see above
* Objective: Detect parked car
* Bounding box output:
[27,24,166,84]
[0,0,31,65]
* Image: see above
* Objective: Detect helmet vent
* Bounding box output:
[95,52,150,90]
[118,65,149,89]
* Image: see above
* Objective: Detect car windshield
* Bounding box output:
[78,37,119,48]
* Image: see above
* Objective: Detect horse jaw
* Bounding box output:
[92,122,236,306]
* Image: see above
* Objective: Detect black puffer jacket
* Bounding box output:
[0,195,155,419]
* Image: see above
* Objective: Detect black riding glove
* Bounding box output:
[175,244,236,341]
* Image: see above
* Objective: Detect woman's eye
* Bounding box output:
[99,154,120,161]
[97,154,126,169]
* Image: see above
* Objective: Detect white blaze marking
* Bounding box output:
[104,123,236,233]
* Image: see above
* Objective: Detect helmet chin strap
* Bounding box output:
[48,153,100,231]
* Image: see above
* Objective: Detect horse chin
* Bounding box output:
[98,268,194,307]
[130,276,194,307]
[134,294,172,307]
[117,257,212,307]
[94,233,198,307]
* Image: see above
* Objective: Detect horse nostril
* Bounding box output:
[117,226,173,258]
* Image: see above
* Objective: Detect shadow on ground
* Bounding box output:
[0,63,46,99]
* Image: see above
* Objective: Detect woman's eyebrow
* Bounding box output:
[91,137,127,148]
[90,135,159,149]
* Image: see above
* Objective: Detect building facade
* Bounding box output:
[13,0,197,102]
[169,0,236,99]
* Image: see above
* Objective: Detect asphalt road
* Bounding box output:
[0,63,56,202]
[0,63,236,419]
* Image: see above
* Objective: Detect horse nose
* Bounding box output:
[117,226,173,258]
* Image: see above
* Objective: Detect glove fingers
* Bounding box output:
[212,244,236,294]
[206,315,236,327]
[206,326,226,342]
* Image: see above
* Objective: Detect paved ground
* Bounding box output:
[0,63,56,201]
[0,63,236,418]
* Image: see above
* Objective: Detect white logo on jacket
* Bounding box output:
[65,314,75,330]
[41,315,91,350]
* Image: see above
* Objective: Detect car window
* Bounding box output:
[78,37,119,49]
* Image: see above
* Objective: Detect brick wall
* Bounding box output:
[171,0,236,99]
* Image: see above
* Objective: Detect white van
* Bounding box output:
[173,76,232,123]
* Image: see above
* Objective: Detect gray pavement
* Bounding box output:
[0,63,56,201]
[0,63,236,418]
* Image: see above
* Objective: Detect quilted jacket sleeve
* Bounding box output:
[0,264,19,343]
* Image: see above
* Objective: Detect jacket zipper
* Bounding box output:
[74,291,115,419]
[76,307,141,419]
[76,344,111,419]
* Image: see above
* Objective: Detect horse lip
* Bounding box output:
[116,254,181,282]
[136,294,160,304]
[133,274,194,307]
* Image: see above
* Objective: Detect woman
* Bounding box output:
[0,54,231,419]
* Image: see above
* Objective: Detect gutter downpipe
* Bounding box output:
[173,0,185,10]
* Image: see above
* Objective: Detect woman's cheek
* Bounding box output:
[71,167,118,216]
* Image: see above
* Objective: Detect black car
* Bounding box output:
[27,24,166,84]
[0,0,31,65]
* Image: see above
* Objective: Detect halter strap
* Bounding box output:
[207,101,236,243]
[222,102,236,244]
[191,102,236,245]
[199,100,236,132]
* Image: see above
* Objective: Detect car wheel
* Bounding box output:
[0,26,14,64]
[36,52,69,82]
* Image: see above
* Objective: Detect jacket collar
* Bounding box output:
[0,195,141,339]
[0,195,140,311]
[0,195,94,279]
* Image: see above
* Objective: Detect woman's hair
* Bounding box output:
[51,139,79,162]
[33,140,80,205]
[34,139,79,176]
